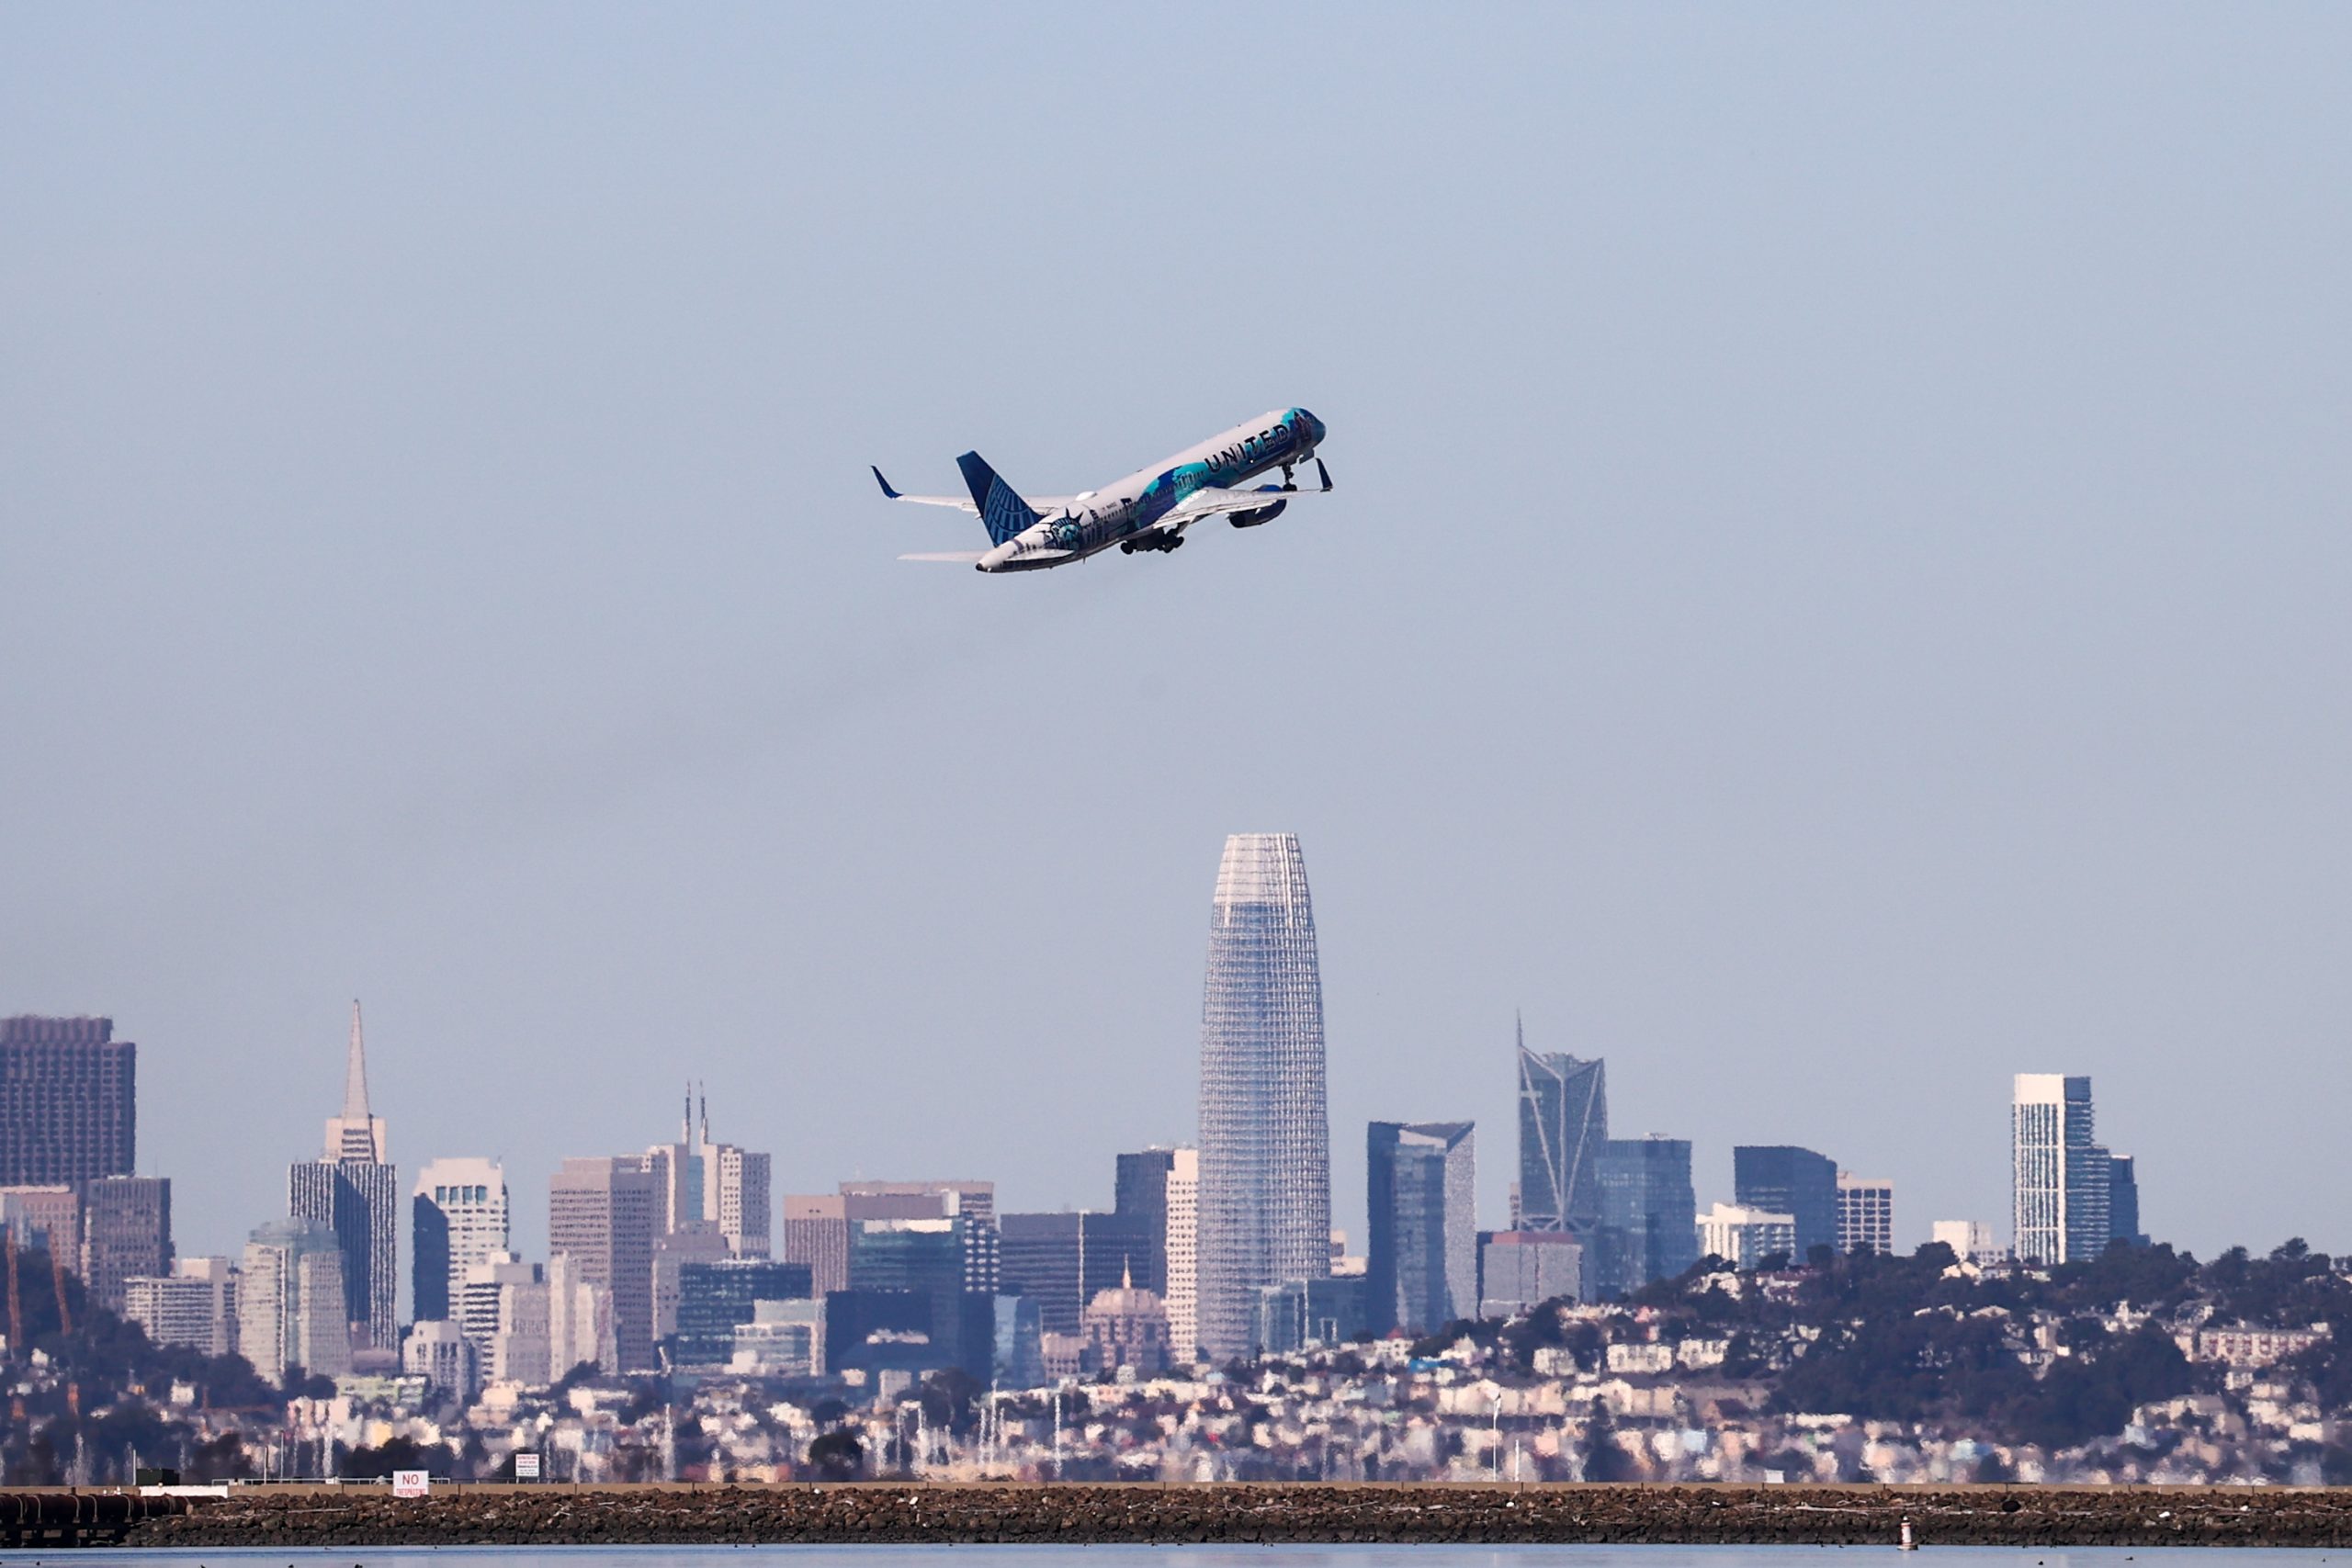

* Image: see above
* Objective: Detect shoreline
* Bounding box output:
[1,1483,2345,1550]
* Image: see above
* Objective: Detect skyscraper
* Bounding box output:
[1594,1135,1699,1300]
[77,1175,171,1311]
[1196,832,1330,1361]
[998,1210,1155,1337]
[1733,1146,1839,1260]
[2012,1074,2110,1265]
[1836,1172,1895,1256]
[413,1158,510,1324]
[0,1016,135,1184]
[288,1003,397,1355]
[548,1156,659,1371]
[1516,1023,1605,1242]
[123,1256,237,1358]
[643,1087,774,1257]
[2108,1153,2147,1247]
[1365,1121,1476,1335]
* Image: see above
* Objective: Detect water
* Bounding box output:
[51,1550,2348,1568]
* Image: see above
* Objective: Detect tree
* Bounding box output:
[807,1428,863,1481]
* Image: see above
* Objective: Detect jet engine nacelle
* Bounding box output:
[1227,488,1291,528]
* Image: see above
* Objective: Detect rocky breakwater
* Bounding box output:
[106,1483,2352,1549]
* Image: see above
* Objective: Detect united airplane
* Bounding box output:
[873,407,1330,572]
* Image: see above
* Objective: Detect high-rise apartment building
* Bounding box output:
[548,1156,658,1371]
[78,1175,171,1311]
[1365,1121,1476,1336]
[0,1016,135,1184]
[1594,1136,1699,1300]
[1836,1173,1895,1257]
[413,1158,509,1324]
[123,1256,237,1358]
[1516,1026,1606,1242]
[1195,832,1331,1361]
[239,1217,350,1384]
[1114,1147,1198,1359]
[0,1185,81,1254]
[1733,1146,1840,1260]
[288,1003,398,1354]
[458,1249,538,1358]
[401,1318,478,1403]
[547,1249,617,1376]
[2012,1074,2110,1266]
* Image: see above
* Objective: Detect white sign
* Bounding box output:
[392,1470,431,1498]
[514,1453,541,1481]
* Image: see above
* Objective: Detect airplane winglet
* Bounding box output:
[871,466,903,500]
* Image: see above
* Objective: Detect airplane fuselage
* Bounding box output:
[979,407,1328,571]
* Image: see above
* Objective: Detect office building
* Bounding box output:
[1516,1025,1606,1241]
[2109,1154,2147,1247]
[1252,1275,1366,1357]
[839,1179,998,1292]
[1594,1136,1699,1300]
[1365,1121,1476,1336]
[402,1318,478,1402]
[1114,1146,1198,1359]
[2012,1074,2111,1266]
[1836,1173,1895,1257]
[548,1155,658,1371]
[482,1258,551,1385]
[1476,1232,1582,1318]
[673,1258,813,1367]
[781,1194,850,1295]
[547,1249,617,1377]
[288,1002,398,1354]
[78,1175,170,1311]
[991,1293,1045,1389]
[123,1256,237,1358]
[1732,1146,1839,1260]
[999,1210,1154,1337]
[412,1157,508,1325]
[0,1016,135,1185]
[1932,1218,2006,1268]
[1081,1265,1172,1376]
[1697,1202,1798,1271]
[458,1250,538,1357]
[643,1088,773,1256]
[732,1298,824,1377]
[652,1221,731,1342]
[1196,832,1331,1361]
[239,1217,350,1384]
[0,1185,80,1253]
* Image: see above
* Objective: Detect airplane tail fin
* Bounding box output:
[956,451,1042,547]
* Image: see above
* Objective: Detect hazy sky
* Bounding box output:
[6,6,2347,1269]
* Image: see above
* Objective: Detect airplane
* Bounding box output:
[873,407,1330,572]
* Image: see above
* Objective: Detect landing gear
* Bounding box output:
[1123,530,1185,555]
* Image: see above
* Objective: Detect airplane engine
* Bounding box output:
[1227,488,1291,528]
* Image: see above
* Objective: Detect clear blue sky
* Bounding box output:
[5,5,2347,1266]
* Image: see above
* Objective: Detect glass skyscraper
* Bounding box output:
[1595,1135,1698,1300]
[1516,1026,1606,1240]
[1196,833,1330,1361]
[1365,1120,1476,1335]
[1733,1145,1840,1260]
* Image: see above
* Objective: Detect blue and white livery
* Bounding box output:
[873,408,1331,573]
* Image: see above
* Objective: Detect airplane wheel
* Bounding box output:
[1168,536,1185,550]
[1120,542,1134,554]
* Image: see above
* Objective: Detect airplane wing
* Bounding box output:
[872,467,1075,513]
[1159,458,1335,527]
[898,551,987,563]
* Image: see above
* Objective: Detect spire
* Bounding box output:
[1122,1256,1133,1292]
[343,999,372,1121]
[325,998,386,1163]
